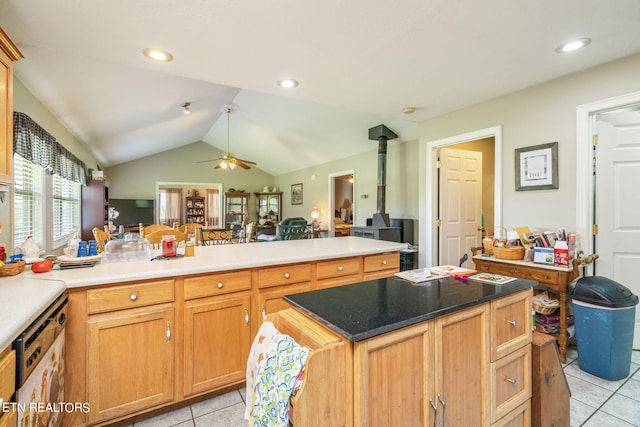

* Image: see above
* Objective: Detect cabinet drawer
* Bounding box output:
[258,263,312,288]
[184,270,252,300]
[0,348,16,406]
[316,257,360,280]
[491,289,532,361]
[490,345,531,423]
[87,280,174,314]
[477,262,559,286]
[363,252,399,273]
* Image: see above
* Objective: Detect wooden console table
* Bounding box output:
[471,250,581,362]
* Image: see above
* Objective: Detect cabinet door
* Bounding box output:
[257,282,312,322]
[0,48,12,184]
[434,303,489,427]
[87,304,175,424]
[354,322,433,427]
[184,294,251,397]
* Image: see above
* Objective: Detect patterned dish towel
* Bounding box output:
[245,321,309,427]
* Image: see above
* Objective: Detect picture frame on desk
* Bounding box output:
[515,142,558,191]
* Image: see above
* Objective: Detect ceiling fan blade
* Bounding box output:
[196,159,218,163]
[235,158,257,165]
[235,160,251,170]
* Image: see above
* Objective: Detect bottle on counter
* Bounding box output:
[185,233,195,257]
[0,243,6,262]
[162,235,177,257]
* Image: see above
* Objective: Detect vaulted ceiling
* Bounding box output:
[2,0,639,175]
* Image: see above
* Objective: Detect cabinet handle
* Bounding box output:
[429,398,438,427]
[261,304,266,320]
[166,321,171,343]
[503,376,517,385]
[130,293,137,301]
[510,269,517,274]
[382,260,387,265]
[507,320,517,327]
[244,308,250,326]
[438,394,447,427]
[217,282,223,289]
[284,273,291,279]
[482,266,490,271]
[338,266,343,271]
[543,275,550,280]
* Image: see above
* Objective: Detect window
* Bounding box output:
[13,154,44,249]
[13,154,81,252]
[52,173,81,247]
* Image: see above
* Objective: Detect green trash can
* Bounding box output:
[572,276,638,380]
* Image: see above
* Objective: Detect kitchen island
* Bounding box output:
[279,275,536,426]
[46,236,405,426]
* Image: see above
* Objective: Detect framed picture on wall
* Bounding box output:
[515,142,559,191]
[291,183,303,205]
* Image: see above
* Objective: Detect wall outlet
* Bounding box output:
[360,194,368,199]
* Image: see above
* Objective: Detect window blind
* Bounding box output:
[13,154,44,249]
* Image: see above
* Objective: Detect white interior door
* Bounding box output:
[596,113,640,349]
[438,148,482,267]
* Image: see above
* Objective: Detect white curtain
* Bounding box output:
[206,188,221,227]
[165,188,183,226]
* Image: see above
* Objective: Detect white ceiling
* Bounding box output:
[2,0,639,175]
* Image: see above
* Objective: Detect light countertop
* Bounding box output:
[21,237,407,288]
[1,237,405,348]
[0,276,67,350]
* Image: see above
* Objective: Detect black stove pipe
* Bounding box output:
[368,124,398,228]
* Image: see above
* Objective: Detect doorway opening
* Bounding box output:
[422,126,503,267]
[328,170,355,237]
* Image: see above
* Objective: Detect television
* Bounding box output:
[109,199,154,227]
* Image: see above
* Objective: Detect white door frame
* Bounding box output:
[328,170,355,237]
[421,126,503,267]
[575,90,640,260]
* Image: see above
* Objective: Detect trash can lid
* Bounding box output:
[573,276,639,308]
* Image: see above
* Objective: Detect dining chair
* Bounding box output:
[139,223,172,238]
[276,218,308,241]
[144,229,188,249]
[92,227,112,252]
[242,222,255,243]
[178,223,204,237]
[199,228,235,246]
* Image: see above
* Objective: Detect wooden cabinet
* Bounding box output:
[363,252,400,280]
[224,191,249,227]
[82,179,109,241]
[354,321,433,426]
[185,196,206,224]
[87,302,175,424]
[315,257,361,289]
[64,250,401,425]
[0,346,16,427]
[0,27,23,186]
[182,271,252,397]
[255,192,282,224]
[183,293,251,397]
[79,280,176,425]
[352,289,532,426]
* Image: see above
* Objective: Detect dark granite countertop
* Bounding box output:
[284,275,536,342]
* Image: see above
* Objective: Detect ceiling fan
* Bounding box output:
[198,107,257,170]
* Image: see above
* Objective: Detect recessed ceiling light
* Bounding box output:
[402,106,416,114]
[277,79,299,88]
[142,47,174,62]
[555,38,591,54]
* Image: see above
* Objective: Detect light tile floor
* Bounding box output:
[125,347,640,427]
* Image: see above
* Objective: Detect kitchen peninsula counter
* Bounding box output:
[285,275,536,341]
[21,236,407,288]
